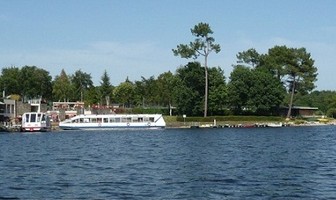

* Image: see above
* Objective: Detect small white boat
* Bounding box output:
[22,112,51,132]
[59,114,166,130]
[267,122,283,128]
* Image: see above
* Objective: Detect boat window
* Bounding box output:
[84,118,89,123]
[138,117,143,122]
[121,118,127,122]
[144,117,149,122]
[97,118,102,123]
[103,118,108,123]
[91,118,97,123]
[127,117,131,122]
[41,114,46,122]
[37,113,41,122]
[25,113,30,122]
[31,113,36,122]
[132,117,138,122]
[80,118,84,123]
[149,117,155,122]
[115,118,120,122]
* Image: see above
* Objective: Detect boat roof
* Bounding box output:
[23,112,48,114]
[73,114,162,117]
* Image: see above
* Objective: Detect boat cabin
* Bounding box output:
[21,112,51,132]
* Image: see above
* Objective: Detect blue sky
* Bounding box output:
[1,0,335,90]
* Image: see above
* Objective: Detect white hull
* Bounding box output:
[22,112,51,132]
[59,114,166,130]
[267,122,283,128]
[22,126,50,132]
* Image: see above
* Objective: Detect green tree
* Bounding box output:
[99,70,113,106]
[19,66,53,100]
[208,67,228,115]
[286,48,318,118]
[134,79,147,107]
[173,81,200,116]
[326,107,336,118]
[295,90,336,116]
[235,46,318,116]
[0,67,21,96]
[261,46,318,118]
[71,69,93,102]
[236,48,261,67]
[261,45,289,80]
[173,62,205,116]
[227,65,253,114]
[85,86,100,106]
[140,76,159,106]
[52,69,73,102]
[114,80,135,108]
[248,69,285,115]
[228,65,285,115]
[156,71,177,115]
[172,22,221,117]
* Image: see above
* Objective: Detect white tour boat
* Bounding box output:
[59,114,166,130]
[22,112,51,132]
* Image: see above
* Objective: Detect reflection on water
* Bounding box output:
[1,126,336,199]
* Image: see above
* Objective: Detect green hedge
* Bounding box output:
[175,115,284,122]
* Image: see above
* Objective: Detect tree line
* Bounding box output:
[0,22,331,117]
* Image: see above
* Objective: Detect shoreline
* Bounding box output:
[2,121,334,133]
[165,120,336,129]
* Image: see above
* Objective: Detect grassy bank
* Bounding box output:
[163,115,284,127]
[164,115,335,127]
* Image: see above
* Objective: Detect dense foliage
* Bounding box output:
[227,66,285,115]
[0,66,52,101]
[172,22,221,117]
[0,23,326,118]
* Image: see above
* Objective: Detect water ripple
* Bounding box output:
[1,126,336,199]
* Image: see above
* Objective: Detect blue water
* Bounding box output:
[1,126,336,199]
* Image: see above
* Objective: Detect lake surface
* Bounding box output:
[1,126,336,199]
